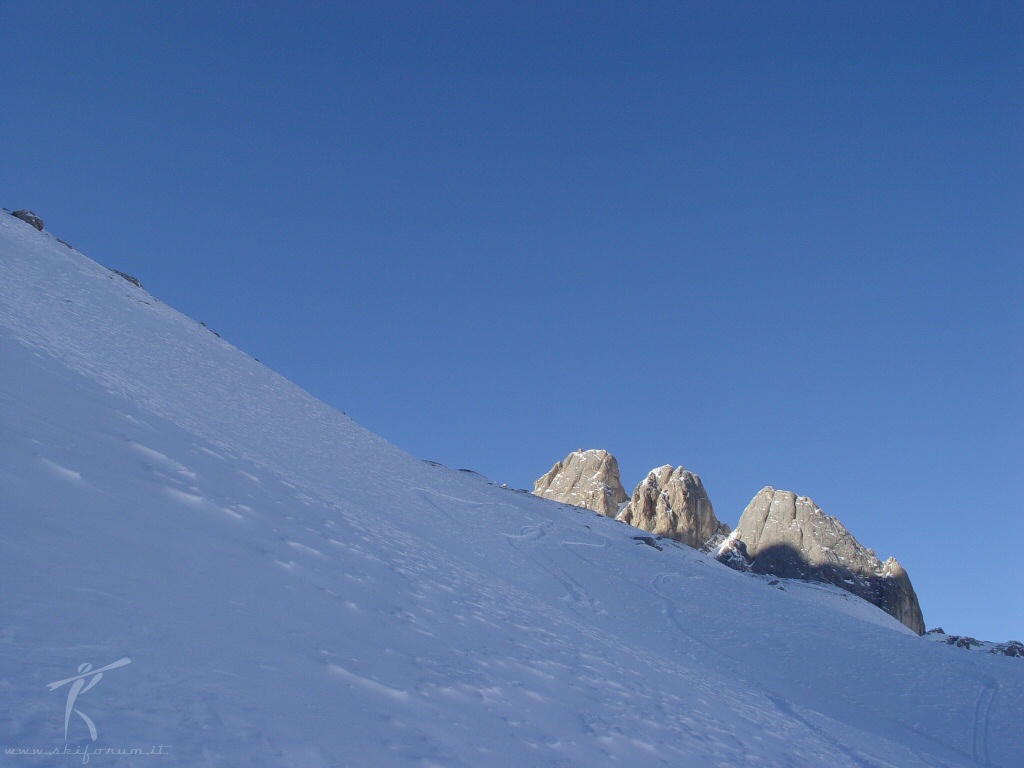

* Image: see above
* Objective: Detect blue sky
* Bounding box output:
[3,2,1021,641]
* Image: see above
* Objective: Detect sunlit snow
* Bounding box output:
[1,213,1021,766]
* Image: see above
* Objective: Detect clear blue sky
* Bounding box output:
[3,2,1021,642]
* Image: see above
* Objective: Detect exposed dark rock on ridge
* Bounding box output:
[925,629,1024,658]
[11,209,44,231]
[111,269,143,289]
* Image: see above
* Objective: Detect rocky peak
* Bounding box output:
[617,465,729,550]
[11,209,44,231]
[533,449,629,517]
[718,487,926,634]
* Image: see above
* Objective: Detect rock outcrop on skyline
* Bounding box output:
[534,453,926,633]
[534,452,729,551]
[925,629,1024,658]
[618,465,730,550]
[11,209,43,231]
[533,449,629,518]
[717,487,926,634]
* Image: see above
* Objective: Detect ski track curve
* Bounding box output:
[503,521,605,616]
[650,572,900,768]
[971,678,997,768]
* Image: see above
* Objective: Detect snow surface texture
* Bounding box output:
[1,211,1022,767]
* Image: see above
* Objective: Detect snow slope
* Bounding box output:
[1,212,1021,767]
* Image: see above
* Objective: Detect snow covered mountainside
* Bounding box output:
[1,212,1022,767]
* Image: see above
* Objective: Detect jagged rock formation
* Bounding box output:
[925,629,1024,658]
[535,455,929,633]
[618,465,730,550]
[11,209,43,231]
[718,487,925,634]
[533,449,629,517]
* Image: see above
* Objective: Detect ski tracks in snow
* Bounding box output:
[971,678,998,767]
[503,521,606,617]
[650,572,902,768]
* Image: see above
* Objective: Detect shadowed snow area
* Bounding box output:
[1,212,1022,766]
